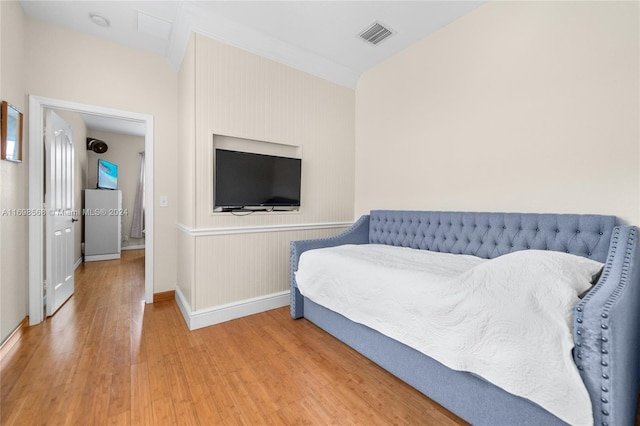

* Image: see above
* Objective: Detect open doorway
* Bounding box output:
[28,95,154,325]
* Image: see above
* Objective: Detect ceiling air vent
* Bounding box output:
[359,22,393,45]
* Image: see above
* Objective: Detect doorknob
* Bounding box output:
[71,218,78,223]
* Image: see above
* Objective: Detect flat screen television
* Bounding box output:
[97,159,118,190]
[214,149,301,211]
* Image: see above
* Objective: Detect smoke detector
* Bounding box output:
[359,22,394,45]
[89,13,111,28]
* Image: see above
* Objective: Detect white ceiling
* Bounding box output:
[80,112,147,137]
[20,0,484,135]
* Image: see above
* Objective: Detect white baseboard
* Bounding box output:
[122,245,145,251]
[175,287,192,327]
[74,256,83,270]
[175,287,289,331]
[84,253,121,262]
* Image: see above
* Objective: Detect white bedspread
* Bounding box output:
[295,244,602,426]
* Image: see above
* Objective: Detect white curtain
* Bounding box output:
[130,152,145,239]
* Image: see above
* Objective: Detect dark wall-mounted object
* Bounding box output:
[87,138,108,154]
[1,100,23,162]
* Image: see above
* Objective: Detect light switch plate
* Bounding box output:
[159,195,168,207]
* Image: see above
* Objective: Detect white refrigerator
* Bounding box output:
[84,189,122,261]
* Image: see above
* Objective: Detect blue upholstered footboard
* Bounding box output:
[290,210,640,426]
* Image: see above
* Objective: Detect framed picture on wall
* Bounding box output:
[1,100,23,163]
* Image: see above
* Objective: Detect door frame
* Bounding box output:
[28,95,154,325]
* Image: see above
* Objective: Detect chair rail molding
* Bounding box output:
[176,221,353,237]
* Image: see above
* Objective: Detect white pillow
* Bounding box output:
[477,249,603,296]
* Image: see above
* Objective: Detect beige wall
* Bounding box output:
[87,130,145,248]
[355,1,640,225]
[191,228,349,311]
[178,34,355,311]
[0,0,27,343]
[194,35,355,228]
[178,34,196,229]
[25,18,178,293]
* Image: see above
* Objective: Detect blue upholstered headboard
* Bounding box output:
[369,210,617,263]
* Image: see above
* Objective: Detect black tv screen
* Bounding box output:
[214,149,301,210]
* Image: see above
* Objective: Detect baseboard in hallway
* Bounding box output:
[0,316,29,361]
[153,290,175,303]
[122,245,145,251]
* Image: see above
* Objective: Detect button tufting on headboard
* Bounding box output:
[368,210,617,262]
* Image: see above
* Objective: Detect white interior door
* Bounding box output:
[45,109,75,317]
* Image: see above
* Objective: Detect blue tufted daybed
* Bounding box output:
[290,210,640,426]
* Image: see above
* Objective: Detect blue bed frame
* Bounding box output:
[290,210,640,426]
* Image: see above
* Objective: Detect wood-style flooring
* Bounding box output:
[0,250,465,425]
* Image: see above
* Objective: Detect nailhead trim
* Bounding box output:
[594,227,636,424]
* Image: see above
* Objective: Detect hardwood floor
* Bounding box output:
[1,250,465,425]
